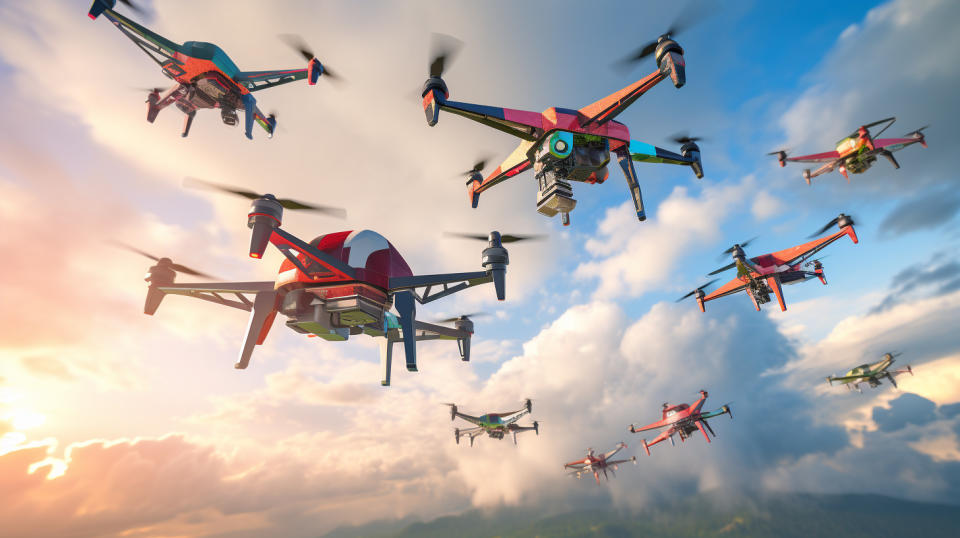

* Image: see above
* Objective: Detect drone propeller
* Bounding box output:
[118,0,145,14]
[111,241,217,279]
[615,2,710,67]
[428,33,463,78]
[443,232,545,244]
[676,278,718,302]
[460,156,491,177]
[433,312,489,324]
[904,125,930,137]
[719,237,757,258]
[279,34,340,81]
[849,116,895,139]
[670,132,705,145]
[808,214,856,238]
[804,255,829,268]
[184,177,347,218]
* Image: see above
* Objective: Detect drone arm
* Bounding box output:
[91,4,181,68]
[424,93,543,141]
[769,228,857,268]
[266,227,357,280]
[578,69,666,127]
[388,271,492,305]
[470,143,535,206]
[628,141,691,165]
[155,282,277,313]
[700,277,747,304]
[235,68,309,91]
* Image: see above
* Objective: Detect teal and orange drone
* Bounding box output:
[88,0,336,138]
[446,399,539,446]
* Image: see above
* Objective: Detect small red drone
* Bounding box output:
[628,390,732,455]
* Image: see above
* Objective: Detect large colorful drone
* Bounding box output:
[770,117,928,184]
[628,390,731,455]
[420,29,704,226]
[445,399,539,446]
[123,179,524,386]
[563,442,637,484]
[827,352,914,392]
[679,213,858,312]
[88,0,335,138]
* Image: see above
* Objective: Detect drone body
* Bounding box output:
[680,214,858,312]
[827,353,914,392]
[137,184,513,386]
[447,399,538,446]
[88,0,332,139]
[563,442,637,484]
[771,117,928,184]
[628,390,732,456]
[422,35,703,226]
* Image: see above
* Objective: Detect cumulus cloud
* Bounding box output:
[574,178,756,299]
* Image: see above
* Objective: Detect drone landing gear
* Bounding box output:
[181,111,196,138]
[616,149,646,222]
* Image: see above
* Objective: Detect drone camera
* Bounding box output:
[247,197,283,258]
[655,38,685,89]
[481,232,509,300]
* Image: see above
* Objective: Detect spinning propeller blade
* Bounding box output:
[670,131,705,144]
[184,177,347,219]
[720,237,757,257]
[428,33,463,78]
[433,312,489,324]
[614,1,711,67]
[279,34,340,81]
[848,116,895,139]
[460,156,492,177]
[111,241,217,279]
[708,262,735,276]
[443,232,545,244]
[808,214,855,238]
[676,278,718,301]
[118,0,145,14]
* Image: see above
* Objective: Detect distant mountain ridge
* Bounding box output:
[323,492,960,538]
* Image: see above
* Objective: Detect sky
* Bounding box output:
[1,0,959,536]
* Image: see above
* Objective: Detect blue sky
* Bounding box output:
[0,1,958,536]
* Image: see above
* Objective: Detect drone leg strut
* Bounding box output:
[615,149,646,222]
[235,290,278,369]
[380,340,394,386]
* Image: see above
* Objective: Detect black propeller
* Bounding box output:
[720,237,757,258]
[904,125,929,137]
[670,132,705,145]
[433,312,489,324]
[279,34,340,81]
[443,232,545,244]
[111,241,217,279]
[428,33,463,78]
[118,0,145,14]
[615,2,709,67]
[808,214,855,238]
[676,278,718,302]
[461,157,490,177]
[184,177,347,219]
[848,116,895,139]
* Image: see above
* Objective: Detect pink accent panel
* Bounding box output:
[789,151,841,162]
[874,137,917,148]
[502,109,544,130]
